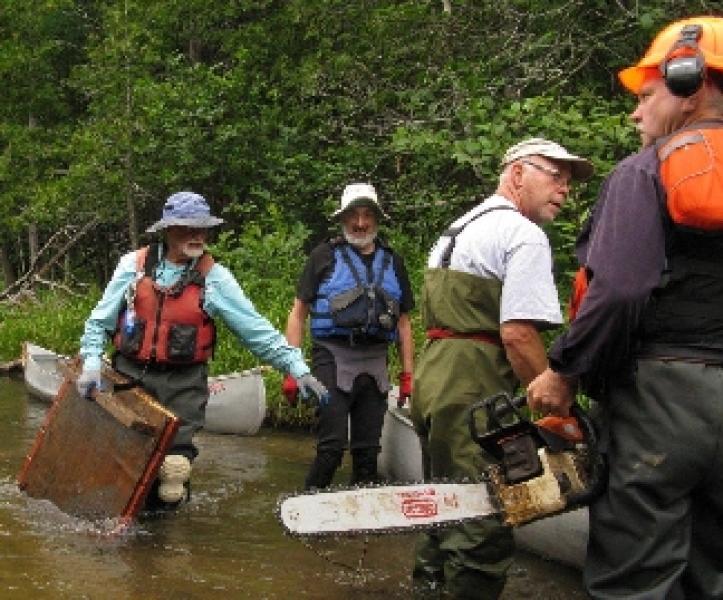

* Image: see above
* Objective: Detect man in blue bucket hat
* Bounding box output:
[77,191,327,510]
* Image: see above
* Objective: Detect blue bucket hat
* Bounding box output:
[146,191,224,233]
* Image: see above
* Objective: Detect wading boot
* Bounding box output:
[158,454,192,504]
[350,448,381,485]
[304,451,342,490]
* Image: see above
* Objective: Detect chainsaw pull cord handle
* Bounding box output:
[565,403,608,508]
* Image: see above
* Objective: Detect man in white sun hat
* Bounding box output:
[285,182,415,489]
[411,138,592,599]
[77,191,326,510]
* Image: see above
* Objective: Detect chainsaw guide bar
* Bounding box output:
[277,479,499,538]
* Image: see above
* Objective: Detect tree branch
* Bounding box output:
[0,217,100,302]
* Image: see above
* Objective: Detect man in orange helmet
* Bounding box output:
[527,16,723,599]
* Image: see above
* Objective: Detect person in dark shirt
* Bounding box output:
[527,16,723,599]
[284,183,415,489]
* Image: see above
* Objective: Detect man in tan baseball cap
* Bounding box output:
[411,137,592,598]
[501,137,594,181]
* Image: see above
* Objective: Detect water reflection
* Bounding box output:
[0,378,584,599]
[0,379,421,599]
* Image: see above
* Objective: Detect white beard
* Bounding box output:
[182,242,205,259]
[343,229,377,250]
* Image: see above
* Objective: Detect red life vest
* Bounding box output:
[113,245,216,364]
[639,122,723,345]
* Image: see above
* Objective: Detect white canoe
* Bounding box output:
[21,341,66,401]
[378,387,588,569]
[204,369,266,435]
[20,341,266,436]
[378,391,424,482]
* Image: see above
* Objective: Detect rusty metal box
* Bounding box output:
[17,358,179,524]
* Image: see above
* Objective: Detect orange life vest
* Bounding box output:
[657,122,723,230]
[113,245,216,364]
[568,266,589,322]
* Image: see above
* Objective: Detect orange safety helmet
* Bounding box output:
[619,16,723,95]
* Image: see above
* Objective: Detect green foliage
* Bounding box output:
[0,290,99,360]
[206,207,314,423]
[1,0,716,425]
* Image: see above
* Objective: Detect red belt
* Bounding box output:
[426,328,502,347]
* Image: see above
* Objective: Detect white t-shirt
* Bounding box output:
[427,195,563,327]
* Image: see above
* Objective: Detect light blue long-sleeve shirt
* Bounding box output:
[79,247,309,378]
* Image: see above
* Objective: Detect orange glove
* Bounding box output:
[282,374,299,406]
[398,372,413,408]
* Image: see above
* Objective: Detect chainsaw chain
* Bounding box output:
[275,476,499,539]
[295,535,370,574]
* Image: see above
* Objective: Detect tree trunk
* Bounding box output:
[0,241,16,289]
[28,222,39,267]
[28,113,39,284]
[189,38,202,64]
[124,0,139,250]
[64,252,71,285]
[442,0,451,14]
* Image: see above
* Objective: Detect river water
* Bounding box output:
[0,378,585,599]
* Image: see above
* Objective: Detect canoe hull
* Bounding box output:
[205,371,266,435]
[21,342,266,436]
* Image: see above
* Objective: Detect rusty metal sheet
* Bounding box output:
[17,358,179,524]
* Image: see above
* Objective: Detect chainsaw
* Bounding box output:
[277,393,605,537]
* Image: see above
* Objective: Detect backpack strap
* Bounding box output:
[655,118,723,161]
[338,244,365,287]
[439,205,517,268]
[374,248,393,288]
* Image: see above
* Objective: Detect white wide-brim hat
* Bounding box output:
[331,182,390,220]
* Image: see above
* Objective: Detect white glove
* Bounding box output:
[297,374,330,407]
[76,368,101,399]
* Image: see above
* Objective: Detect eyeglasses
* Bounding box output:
[520,160,570,186]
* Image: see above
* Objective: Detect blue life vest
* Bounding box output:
[310,243,403,341]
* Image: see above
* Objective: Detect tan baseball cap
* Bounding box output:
[502,138,594,181]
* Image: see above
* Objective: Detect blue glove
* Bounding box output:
[296,374,329,407]
[76,368,101,400]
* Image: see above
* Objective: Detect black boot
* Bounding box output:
[350,448,380,485]
[304,450,342,490]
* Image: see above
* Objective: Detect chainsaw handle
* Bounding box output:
[468,392,527,446]
[469,391,607,510]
